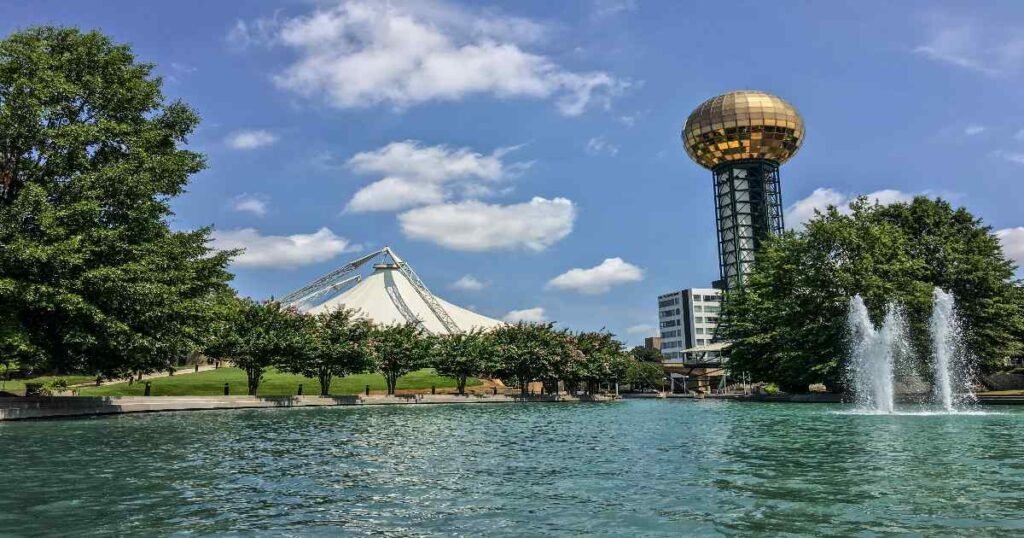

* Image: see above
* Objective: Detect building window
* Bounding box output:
[704,306,720,313]
[693,306,703,313]
[703,295,718,302]
[696,328,704,334]
[706,316,719,323]
[695,316,704,323]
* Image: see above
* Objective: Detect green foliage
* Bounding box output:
[42,377,69,395]
[370,323,433,395]
[722,196,1024,390]
[279,308,373,396]
[627,361,664,391]
[570,331,631,393]
[630,345,664,363]
[490,322,567,395]
[79,368,477,396]
[0,27,234,377]
[762,383,780,395]
[430,329,494,395]
[206,299,306,396]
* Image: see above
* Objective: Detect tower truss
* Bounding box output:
[711,159,784,290]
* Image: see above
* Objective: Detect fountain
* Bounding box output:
[847,288,974,413]
[930,288,975,411]
[847,296,907,413]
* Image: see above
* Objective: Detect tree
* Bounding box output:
[0,27,235,377]
[280,308,373,397]
[721,196,1024,390]
[491,322,568,395]
[431,329,493,395]
[630,345,664,363]
[627,361,664,391]
[369,323,432,395]
[573,331,631,394]
[207,299,304,396]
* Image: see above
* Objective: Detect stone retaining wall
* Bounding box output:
[0,393,615,421]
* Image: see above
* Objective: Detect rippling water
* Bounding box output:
[2,400,1024,536]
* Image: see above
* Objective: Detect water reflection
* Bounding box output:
[1,401,1023,535]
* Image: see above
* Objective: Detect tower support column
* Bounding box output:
[711,159,784,289]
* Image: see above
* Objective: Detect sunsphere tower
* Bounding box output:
[682,90,805,290]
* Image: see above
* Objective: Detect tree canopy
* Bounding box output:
[280,307,374,397]
[207,298,307,396]
[720,197,1024,391]
[0,27,234,376]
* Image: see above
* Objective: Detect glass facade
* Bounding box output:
[682,90,804,171]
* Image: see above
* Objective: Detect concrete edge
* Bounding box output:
[0,394,619,421]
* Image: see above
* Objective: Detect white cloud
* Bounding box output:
[225,129,278,150]
[231,193,270,217]
[591,0,637,20]
[345,140,527,212]
[996,227,1024,267]
[996,150,1024,165]
[211,227,358,268]
[584,136,619,156]
[398,197,576,252]
[226,13,284,50]
[503,307,547,323]
[913,15,1024,76]
[1015,129,1024,142]
[626,324,655,335]
[451,274,487,291]
[964,125,986,136]
[346,177,445,213]
[546,257,644,295]
[785,188,917,229]
[246,1,626,115]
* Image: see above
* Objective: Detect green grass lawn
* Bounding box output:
[77,367,479,397]
[0,375,97,396]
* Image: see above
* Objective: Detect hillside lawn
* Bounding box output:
[77,367,479,397]
[1,375,97,396]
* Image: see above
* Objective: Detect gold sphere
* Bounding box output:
[682,90,805,170]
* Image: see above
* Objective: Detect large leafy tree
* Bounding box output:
[369,323,432,395]
[280,308,374,397]
[573,331,630,394]
[630,345,664,363]
[721,197,1024,390]
[431,329,493,395]
[207,299,305,396]
[627,360,665,391]
[491,322,570,395]
[0,27,234,376]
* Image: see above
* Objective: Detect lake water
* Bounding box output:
[2,400,1023,536]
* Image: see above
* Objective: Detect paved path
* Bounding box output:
[69,364,221,389]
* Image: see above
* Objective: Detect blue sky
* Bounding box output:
[6,0,1024,344]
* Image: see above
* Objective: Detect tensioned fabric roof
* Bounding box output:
[305,264,504,334]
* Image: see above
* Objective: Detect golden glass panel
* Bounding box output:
[681,90,804,169]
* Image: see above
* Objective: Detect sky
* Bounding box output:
[5,0,1024,345]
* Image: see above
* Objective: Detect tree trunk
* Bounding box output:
[386,373,397,395]
[318,370,332,397]
[246,366,262,396]
[520,379,529,395]
[457,375,467,395]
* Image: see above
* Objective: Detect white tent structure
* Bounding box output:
[279,247,503,335]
